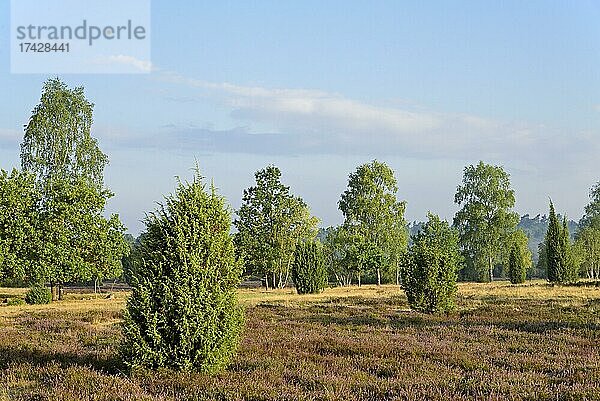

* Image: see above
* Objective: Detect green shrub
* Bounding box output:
[401,214,462,314]
[507,230,531,284]
[7,298,25,306]
[292,240,327,294]
[121,171,244,373]
[25,284,51,305]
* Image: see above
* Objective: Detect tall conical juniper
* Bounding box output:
[545,200,577,283]
[121,170,244,372]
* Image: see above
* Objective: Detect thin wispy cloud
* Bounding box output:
[159,70,443,133]
[99,55,154,73]
[134,66,597,170]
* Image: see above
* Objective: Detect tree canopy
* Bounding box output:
[545,201,577,283]
[454,161,519,282]
[234,165,318,289]
[6,78,128,298]
[338,160,408,285]
[0,169,38,283]
[21,77,108,189]
[574,226,600,280]
[291,240,327,294]
[579,182,600,229]
[507,229,531,284]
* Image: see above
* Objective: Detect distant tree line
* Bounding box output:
[121,157,600,294]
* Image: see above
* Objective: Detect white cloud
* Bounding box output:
[159,71,441,134]
[103,55,153,73]
[147,67,600,172]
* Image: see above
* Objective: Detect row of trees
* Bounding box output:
[233,161,408,291]
[231,157,600,293]
[233,166,319,289]
[3,78,600,308]
[446,161,600,286]
[120,147,600,372]
[572,183,600,280]
[231,159,529,291]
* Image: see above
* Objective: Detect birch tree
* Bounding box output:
[19,78,127,299]
[574,227,600,279]
[338,160,407,286]
[234,165,318,289]
[454,161,519,282]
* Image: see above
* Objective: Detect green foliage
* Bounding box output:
[0,170,126,291]
[454,161,519,282]
[536,240,548,278]
[545,201,578,283]
[121,234,141,284]
[321,226,355,286]
[401,214,462,314]
[34,178,128,288]
[561,218,578,282]
[545,201,561,283]
[25,284,52,305]
[234,165,318,289]
[338,160,408,285]
[15,78,128,297]
[21,77,108,189]
[7,298,25,306]
[575,181,600,280]
[323,226,384,287]
[518,214,578,273]
[507,230,531,284]
[0,169,38,282]
[121,170,244,373]
[579,181,600,229]
[574,226,600,279]
[292,240,327,294]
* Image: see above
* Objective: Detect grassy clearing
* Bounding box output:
[1,281,599,400]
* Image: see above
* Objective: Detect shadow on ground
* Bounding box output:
[0,345,125,375]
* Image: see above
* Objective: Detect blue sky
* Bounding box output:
[1,1,600,234]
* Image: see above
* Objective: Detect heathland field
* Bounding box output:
[1,282,599,401]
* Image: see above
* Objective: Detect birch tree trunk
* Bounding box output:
[51,283,58,302]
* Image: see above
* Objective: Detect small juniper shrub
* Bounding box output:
[292,240,327,294]
[7,298,26,306]
[25,284,52,305]
[121,170,244,373]
[401,213,462,313]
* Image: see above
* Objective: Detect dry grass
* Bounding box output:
[1,281,599,400]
